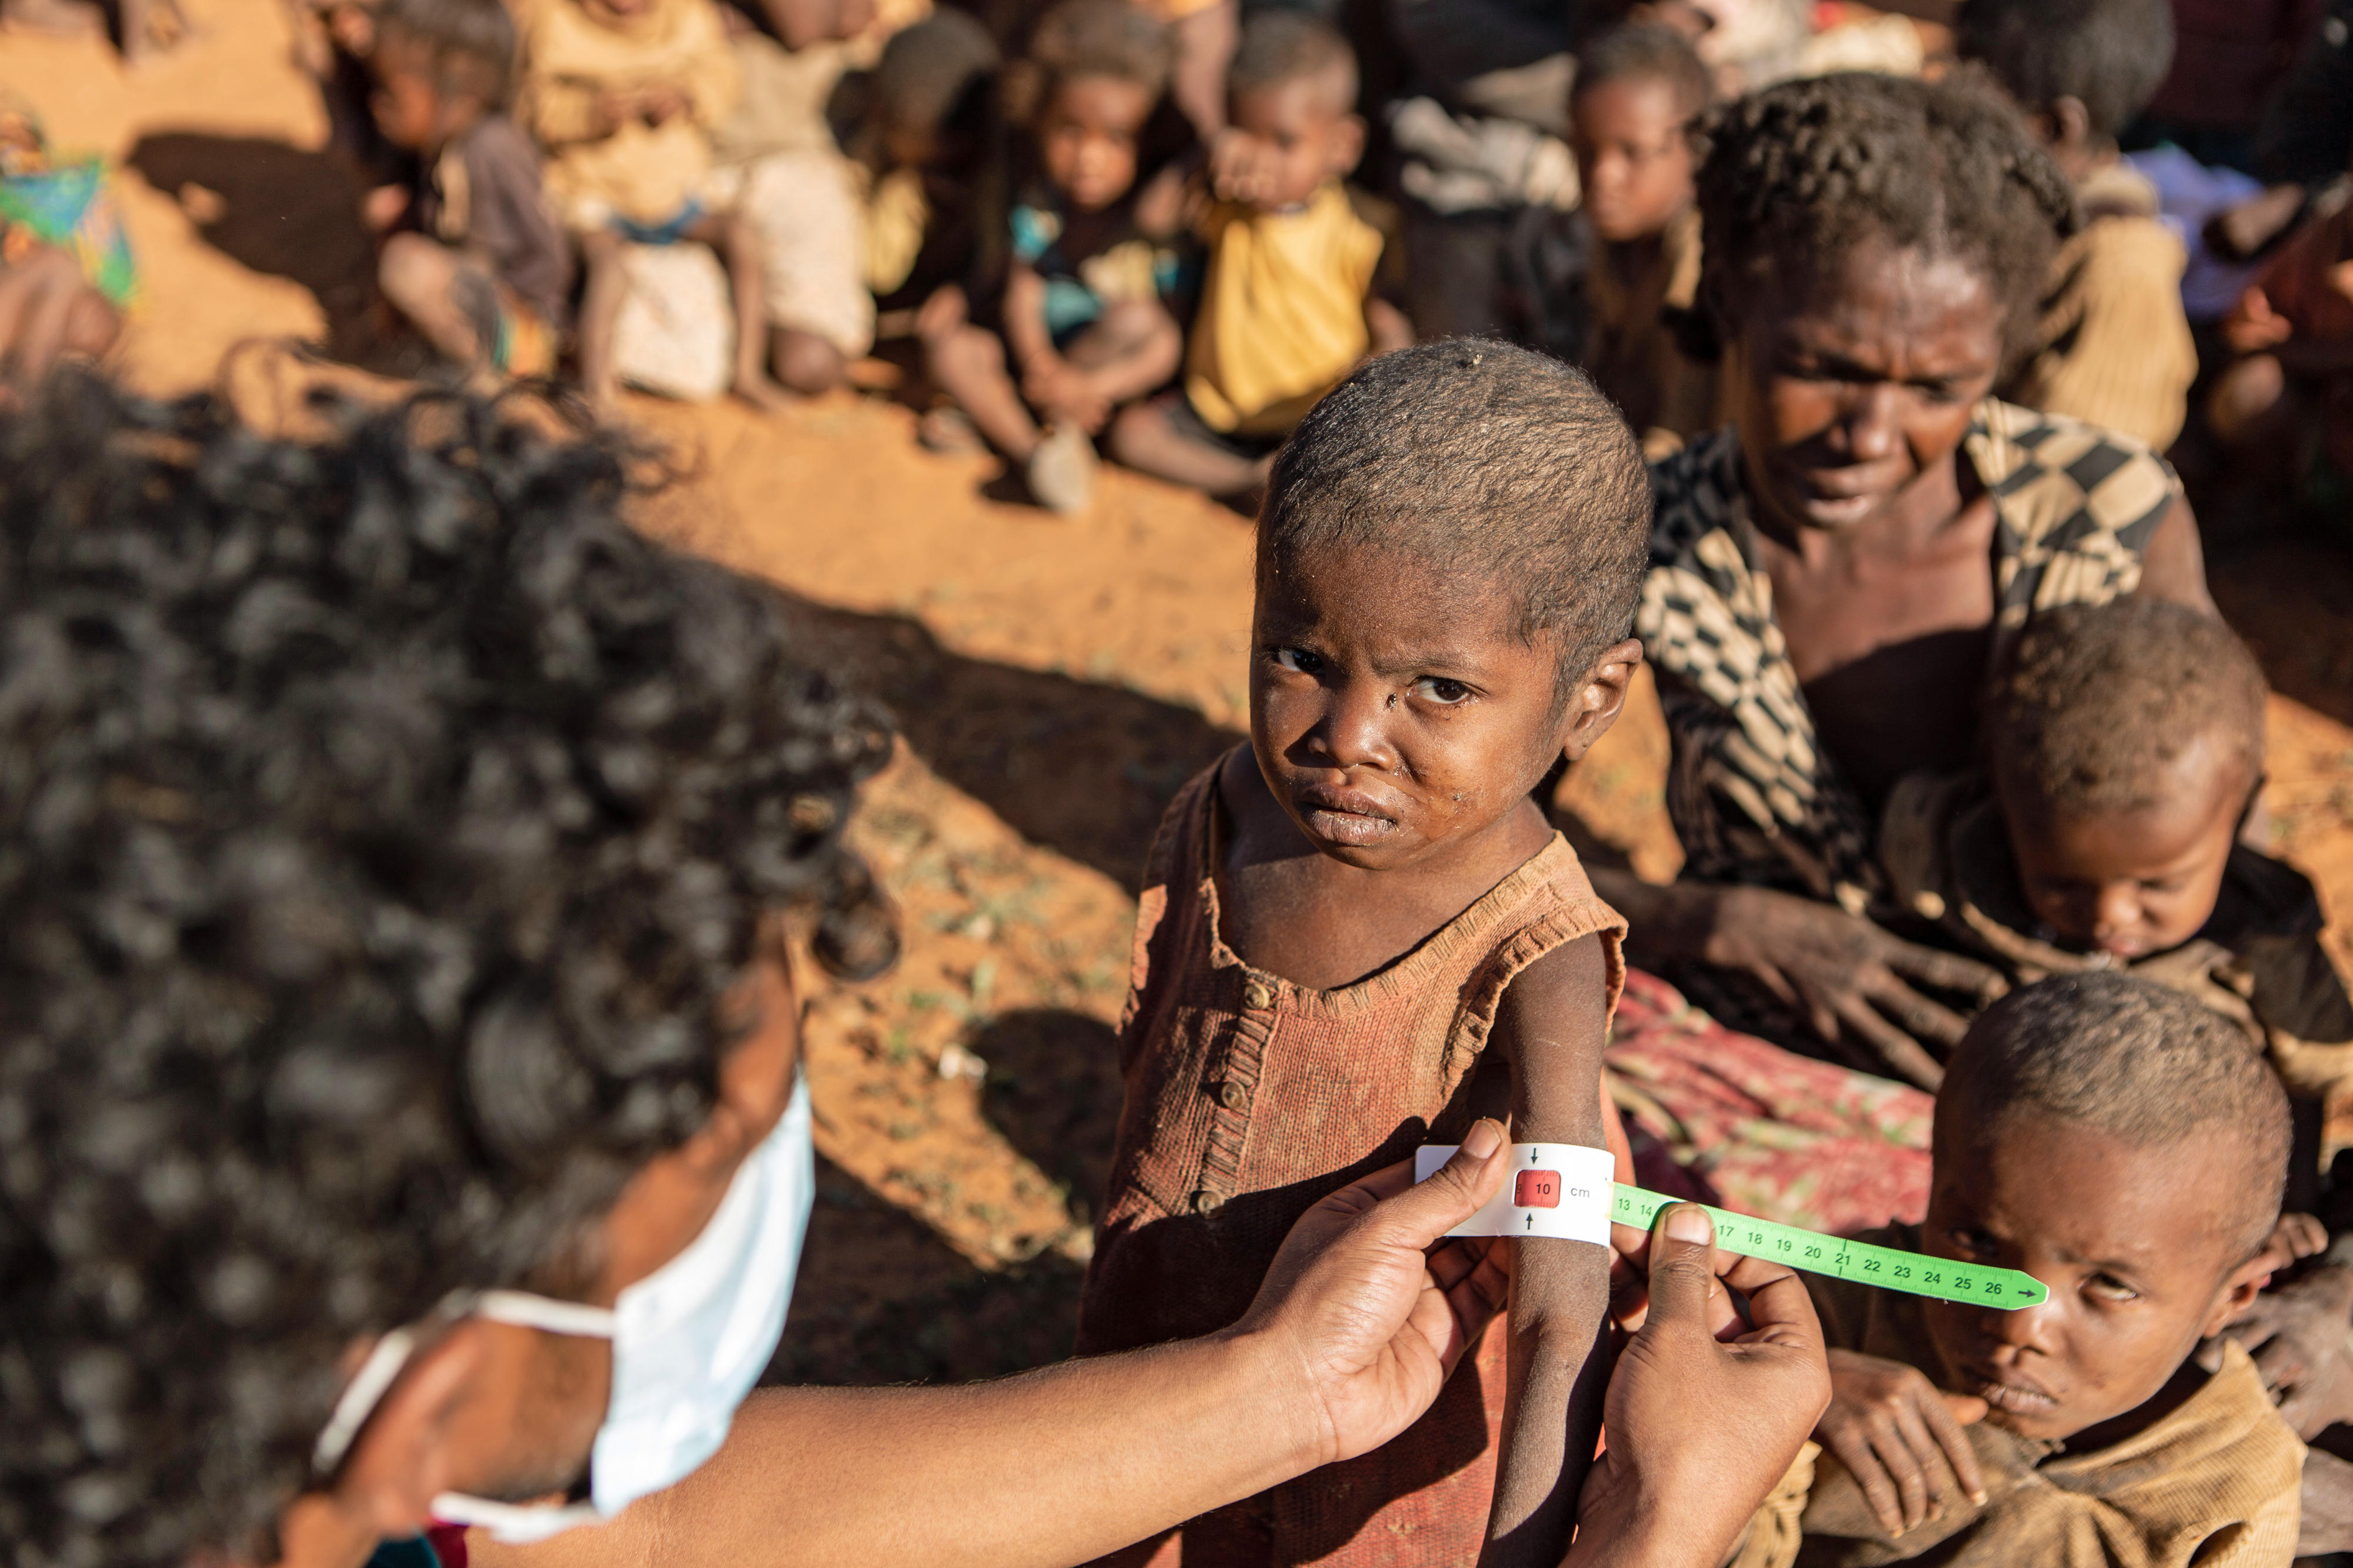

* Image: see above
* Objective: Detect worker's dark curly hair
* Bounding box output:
[0,372,896,1567]
[1696,71,2079,367]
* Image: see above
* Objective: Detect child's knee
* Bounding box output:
[774,329,846,395]
[1108,398,1172,462]
[62,288,119,359]
[1096,296,1177,349]
[376,233,441,307]
[929,322,1006,379]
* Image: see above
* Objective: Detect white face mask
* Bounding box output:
[312,1077,816,1543]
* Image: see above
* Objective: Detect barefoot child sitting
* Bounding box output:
[1108,12,1411,505]
[1742,972,2303,1566]
[920,0,1184,515]
[1078,340,1649,1567]
[518,0,791,413]
[368,0,573,384]
[1879,598,2353,1128]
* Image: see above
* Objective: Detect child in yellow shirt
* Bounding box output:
[1108,11,1410,503]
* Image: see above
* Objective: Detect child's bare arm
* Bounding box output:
[1480,932,1614,1568]
[1365,296,1413,357]
[677,2,742,127]
[1002,263,1058,378]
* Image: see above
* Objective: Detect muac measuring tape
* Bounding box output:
[1414,1143,2047,1310]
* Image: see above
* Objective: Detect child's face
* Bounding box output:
[1038,74,1152,212]
[1570,76,1694,244]
[1248,543,1620,870]
[1919,1109,2270,1444]
[1999,739,2247,960]
[1227,78,1363,212]
[371,43,461,152]
[1729,238,2003,536]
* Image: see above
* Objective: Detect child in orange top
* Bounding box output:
[1108,12,1411,505]
[1079,341,1649,1568]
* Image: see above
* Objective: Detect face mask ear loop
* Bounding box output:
[469,1290,619,1339]
[311,1327,421,1480]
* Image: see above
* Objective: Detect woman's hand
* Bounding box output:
[1814,1349,1987,1537]
[1230,1120,1515,1467]
[1567,1205,1832,1568]
[1694,885,2004,1089]
[2223,1239,2353,1440]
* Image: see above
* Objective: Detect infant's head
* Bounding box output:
[1224,12,1362,213]
[1248,339,1649,871]
[1987,599,2267,960]
[1009,0,1172,212]
[1568,23,1708,244]
[1922,973,2287,1443]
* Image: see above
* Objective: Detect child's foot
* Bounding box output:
[1026,423,1098,515]
[734,369,798,415]
[917,406,988,455]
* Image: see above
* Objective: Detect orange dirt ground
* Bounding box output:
[7,0,2351,1384]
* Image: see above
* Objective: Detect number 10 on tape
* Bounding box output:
[1414,1145,2046,1309]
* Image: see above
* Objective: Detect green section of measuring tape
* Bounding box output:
[1611,1184,2047,1309]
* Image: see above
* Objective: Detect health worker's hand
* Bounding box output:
[1226,1119,1515,1467]
[1569,1204,1832,1568]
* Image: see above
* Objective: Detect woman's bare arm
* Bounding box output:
[2135,495,2217,614]
[1481,933,1615,1568]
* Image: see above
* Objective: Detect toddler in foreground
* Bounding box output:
[1078,341,1649,1568]
[1739,972,2302,1567]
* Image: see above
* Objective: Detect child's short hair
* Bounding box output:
[1956,0,2176,143]
[375,0,516,109]
[1697,72,2077,368]
[1261,339,1650,696]
[1988,598,2268,818]
[1227,11,1357,114]
[1006,0,1174,125]
[874,9,1003,140]
[1945,973,2289,1255]
[1571,22,1712,122]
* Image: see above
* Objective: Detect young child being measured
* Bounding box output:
[1878,598,2353,1168]
[1734,972,2304,1567]
[1077,340,1650,1568]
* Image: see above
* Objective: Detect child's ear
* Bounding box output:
[2198,1247,2278,1340]
[1332,113,1365,178]
[2048,95,2094,157]
[1558,638,1645,762]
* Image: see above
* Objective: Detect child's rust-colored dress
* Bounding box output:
[1076,756,1627,1568]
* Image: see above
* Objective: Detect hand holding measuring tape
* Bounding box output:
[1415,1143,2047,1309]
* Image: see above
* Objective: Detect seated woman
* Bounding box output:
[1585,71,2215,1232]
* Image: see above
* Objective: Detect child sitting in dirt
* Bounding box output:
[1108,12,1410,505]
[368,0,572,383]
[918,0,1184,515]
[1078,340,1648,1568]
[0,96,126,399]
[1735,972,2302,1566]
[1878,598,2353,1151]
[1956,0,2197,452]
[846,11,1001,335]
[1568,22,1714,461]
[518,0,789,414]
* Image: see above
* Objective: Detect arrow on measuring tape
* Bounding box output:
[1607,1183,2047,1309]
